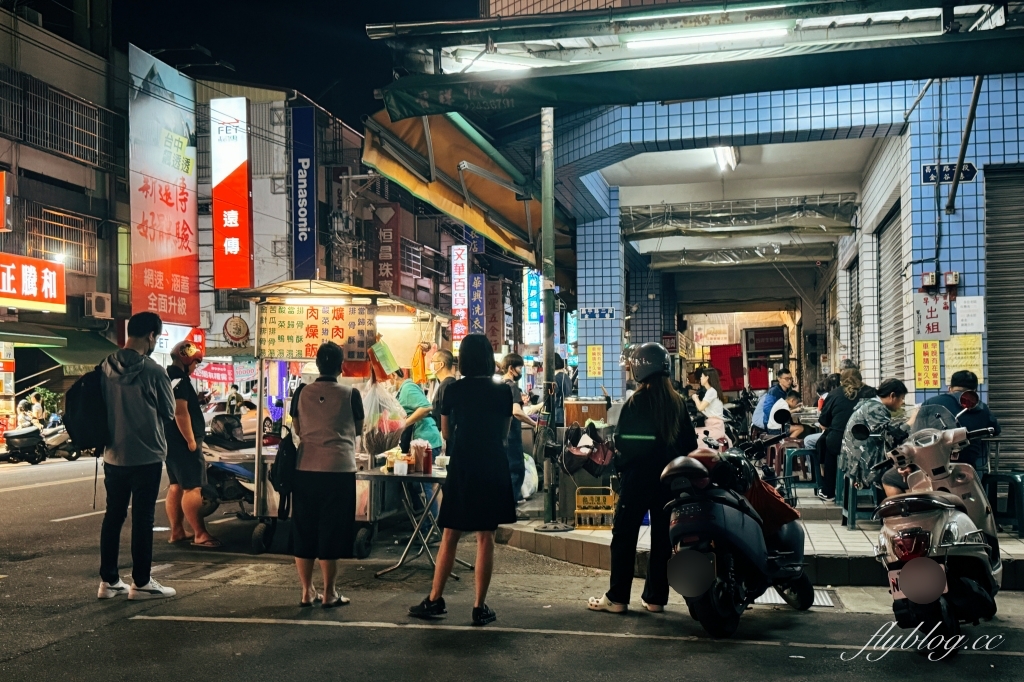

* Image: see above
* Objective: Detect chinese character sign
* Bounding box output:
[0,253,66,313]
[128,45,199,326]
[468,274,486,336]
[373,204,401,295]
[257,305,377,360]
[523,269,541,345]
[484,279,504,351]
[913,293,951,341]
[586,345,604,378]
[914,340,941,389]
[451,245,469,343]
[210,97,254,289]
[945,334,984,385]
[955,296,985,334]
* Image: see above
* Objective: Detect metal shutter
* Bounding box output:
[878,211,905,380]
[985,167,1024,457]
[847,260,861,366]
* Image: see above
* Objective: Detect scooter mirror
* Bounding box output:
[959,389,980,410]
[851,423,871,441]
[773,408,792,425]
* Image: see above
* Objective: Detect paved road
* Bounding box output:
[2,459,1023,681]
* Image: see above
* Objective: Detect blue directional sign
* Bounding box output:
[921,162,977,184]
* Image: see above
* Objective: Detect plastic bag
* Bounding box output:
[522,453,539,499]
[362,381,406,455]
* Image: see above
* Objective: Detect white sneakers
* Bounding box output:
[128,579,176,600]
[98,577,176,600]
[97,579,130,599]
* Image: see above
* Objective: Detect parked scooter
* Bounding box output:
[661,408,814,638]
[851,390,1000,642]
[42,415,84,461]
[3,414,85,464]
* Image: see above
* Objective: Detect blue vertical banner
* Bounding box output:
[524,269,541,345]
[291,107,318,279]
[469,274,486,336]
[464,227,486,254]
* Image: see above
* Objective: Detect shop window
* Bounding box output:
[117,224,131,307]
[23,201,98,276]
[216,290,250,312]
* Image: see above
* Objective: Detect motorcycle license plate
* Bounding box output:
[887,566,948,601]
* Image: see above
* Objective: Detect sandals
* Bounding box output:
[587,595,627,613]
[190,537,223,549]
[321,591,351,609]
[300,591,322,608]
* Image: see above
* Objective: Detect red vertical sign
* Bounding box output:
[211,97,254,289]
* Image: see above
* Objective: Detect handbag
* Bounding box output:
[269,426,298,520]
[563,422,614,476]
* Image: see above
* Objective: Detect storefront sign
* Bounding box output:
[373,204,400,295]
[945,334,984,385]
[485,279,504,351]
[464,228,485,254]
[693,324,730,348]
[955,296,985,334]
[193,362,235,383]
[745,327,787,354]
[154,324,206,355]
[524,270,541,345]
[256,304,376,360]
[586,345,604,378]
[914,340,941,389]
[661,333,678,353]
[469,274,485,336]
[210,97,254,289]
[291,107,318,280]
[579,307,615,319]
[0,252,66,313]
[128,45,199,326]
[223,315,250,347]
[913,293,951,341]
[451,245,469,343]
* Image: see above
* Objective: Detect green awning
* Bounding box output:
[41,330,119,376]
[379,29,1024,123]
[0,323,69,347]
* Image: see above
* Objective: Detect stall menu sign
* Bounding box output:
[485,279,504,351]
[469,274,486,336]
[914,340,941,389]
[257,305,376,360]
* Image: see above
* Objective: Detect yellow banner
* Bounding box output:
[915,340,941,389]
[945,334,984,385]
[586,345,604,378]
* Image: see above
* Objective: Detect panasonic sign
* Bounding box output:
[291,107,317,279]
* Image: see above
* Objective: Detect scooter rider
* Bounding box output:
[588,343,698,614]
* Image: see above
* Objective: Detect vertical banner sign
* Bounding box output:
[128,44,199,326]
[469,274,486,336]
[291,107,318,280]
[372,205,400,295]
[567,310,579,367]
[586,345,604,378]
[450,245,469,343]
[484,279,503,351]
[914,340,941,389]
[913,293,951,340]
[945,334,984,384]
[524,270,541,345]
[210,97,254,289]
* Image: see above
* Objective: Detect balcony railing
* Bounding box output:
[0,198,98,276]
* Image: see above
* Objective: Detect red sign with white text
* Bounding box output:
[211,97,254,289]
[194,362,234,383]
[0,252,66,313]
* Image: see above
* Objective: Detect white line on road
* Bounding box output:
[50,499,166,523]
[0,475,102,494]
[131,615,1024,657]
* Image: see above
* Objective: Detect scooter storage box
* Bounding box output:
[670,497,768,574]
[4,426,42,449]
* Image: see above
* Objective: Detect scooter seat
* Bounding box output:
[4,426,40,438]
[876,491,968,518]
[661,455,710,484]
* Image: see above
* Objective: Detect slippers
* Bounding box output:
[300,591,322,608]
[190,538,223,549]
[587,595,627,613]
[641,599,665,613]
[321,591,351,609]
[168,536,194,545]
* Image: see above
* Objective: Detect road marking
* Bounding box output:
[50,498,166,523]
[131,615,1024,657]
[0,475,102,494]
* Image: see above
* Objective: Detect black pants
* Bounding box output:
[607,468,672,606]
[290,471,356,560]
[99,461,163,586]
[820,431,843,498]
[507,438,525,503]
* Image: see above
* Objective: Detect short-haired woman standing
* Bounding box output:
[290,341,364,608]
[409,334,516,625]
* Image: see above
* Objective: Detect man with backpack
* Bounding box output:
[97,312,177,600]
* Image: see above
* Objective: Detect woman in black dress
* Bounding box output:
[409,334,514,626]
[816,367,875,500]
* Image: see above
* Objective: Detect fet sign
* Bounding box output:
[0,253,66,313]
[210,97,254,289]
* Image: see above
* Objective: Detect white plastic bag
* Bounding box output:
[522,453,539,499]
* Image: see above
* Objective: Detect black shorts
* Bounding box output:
[881,465,909,492]
[290,470,356,560]
[166,447,206,490]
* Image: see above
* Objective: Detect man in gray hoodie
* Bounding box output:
[97,312,177,600]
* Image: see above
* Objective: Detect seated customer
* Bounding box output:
[768,390,805,439]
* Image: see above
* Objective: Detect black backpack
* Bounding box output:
[64,364,109,454]
[269,429,297,520]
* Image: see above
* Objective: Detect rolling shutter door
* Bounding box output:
[878,211,905,380]
[985,167,1024,456]
[847,260,861,366]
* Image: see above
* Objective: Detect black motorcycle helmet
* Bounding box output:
[710,451,757,494]
[628,342,671,383]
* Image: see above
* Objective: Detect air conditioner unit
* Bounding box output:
[84,292,112,320]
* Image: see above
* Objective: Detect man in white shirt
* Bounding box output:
[768,390,805,438]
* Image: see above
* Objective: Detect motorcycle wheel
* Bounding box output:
[199,495,220,518]
[251,520,276,554]
[63,450,82,462]
[776,573,815,611]
[691,580,743,638]
[354,526,373,559]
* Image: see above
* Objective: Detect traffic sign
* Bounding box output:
[921,162,977,184]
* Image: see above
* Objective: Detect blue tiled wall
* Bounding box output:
[625,242,661,346]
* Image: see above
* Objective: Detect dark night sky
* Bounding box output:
[112,0,479,127]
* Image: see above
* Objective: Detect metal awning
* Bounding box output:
[236,280,386,303]
[0,323,69,347]
[369,1,1024,123]
[40,329,119,376]
[362,111,574,266]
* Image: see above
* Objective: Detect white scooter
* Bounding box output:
[852,390,1000,641]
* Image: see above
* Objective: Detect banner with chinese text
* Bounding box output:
[128,45,199,326]
[469,274,485,336]
[451,245,468,343]
[914,340,941,389]
[485,279,504,351]
[944,334,984,385]
[257,305,377,360]
[913,293,951,341]
[210,97,254,289]
[373,204,400,295]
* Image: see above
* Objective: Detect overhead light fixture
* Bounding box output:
[624,5,787,21]
[713,146,740,172]
[50,254,65,263]
[625,27,788,49]
[283,297,349,306]
[468,55,533,71]
[375,314,415,327]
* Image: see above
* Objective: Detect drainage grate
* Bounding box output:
[754,588,834,607]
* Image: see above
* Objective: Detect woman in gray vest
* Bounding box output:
[289,342,364,608]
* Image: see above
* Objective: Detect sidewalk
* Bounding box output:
[499,489,1024,588]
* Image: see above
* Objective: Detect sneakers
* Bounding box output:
[408,596,447,619]
[97,579,130,599]
[128,578,176,600]
[816,491,835,502]
[472,604,497,626]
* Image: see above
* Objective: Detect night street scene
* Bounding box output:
[2,0,1024,680]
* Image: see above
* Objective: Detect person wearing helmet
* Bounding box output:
[588,342,698,614]
[165,340,219,548]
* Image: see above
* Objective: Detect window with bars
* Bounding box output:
[400,240,422,278]
[118,225,131,306]
[215,290,250,312]
[23,202,98,276]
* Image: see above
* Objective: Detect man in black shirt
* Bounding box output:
[430,350,457,430]
[165,341,219,548]
[922,370,1001,470]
